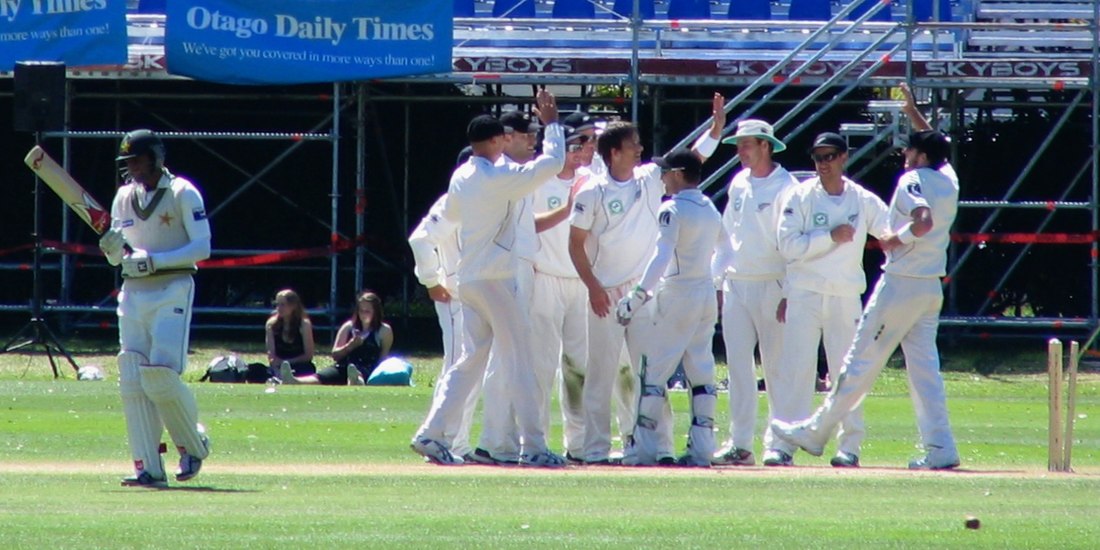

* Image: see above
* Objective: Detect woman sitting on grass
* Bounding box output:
[283,290,394,386]
[266,288,316,382]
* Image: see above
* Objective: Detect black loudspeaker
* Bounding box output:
[14,61,66,133]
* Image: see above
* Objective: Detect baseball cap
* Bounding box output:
[455,145,473,167]
[722,119,787,153]
[652,149,702,180]
[500,111,542,134]
[467,115,506,143]
[809,132,848,153]
[561,111,599,133]
[900,130,949,163]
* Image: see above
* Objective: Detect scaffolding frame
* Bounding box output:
[0,6,1095,339]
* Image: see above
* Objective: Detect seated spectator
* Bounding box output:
[266,289,317,381]
[284,290,394,386]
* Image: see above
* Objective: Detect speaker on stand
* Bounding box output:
[3,61,80,378]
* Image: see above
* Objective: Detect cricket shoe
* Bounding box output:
[464,447,515,466]
[712,445,756,466]
[676,454,712,468]
[830,451,860,468]
[564,452,585,465]
[121,470,168,489]
[176,423,211,482]
[520,450,566,468]
[908,446,960,470]
[411,437,464,465]
[770,419,827,457]
[762,449,794,467]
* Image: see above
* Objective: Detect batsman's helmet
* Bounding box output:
[117,129,165,168]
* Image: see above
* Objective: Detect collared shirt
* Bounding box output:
[441,124,565,283]
[777,176,891,296]
[884,163,959,278]
[110,168,211,270]
[638,188,733,292]
[721,163,801,280]
[570,163,663,288]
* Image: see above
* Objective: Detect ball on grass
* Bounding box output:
[964,516,981,530]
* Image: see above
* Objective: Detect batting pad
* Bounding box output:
[118,351,165,477]
[140,365,209,459]
[632,384,672,465]
[688,385,718,463]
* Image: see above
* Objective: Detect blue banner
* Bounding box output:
[0,1,127,70]
[166,0,453,85]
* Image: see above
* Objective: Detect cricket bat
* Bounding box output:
[24,145,112,235]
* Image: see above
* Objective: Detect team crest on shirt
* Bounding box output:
[192,208,207,221]
[733,197,743,212]
[608,199,624,215]
[813,212,828,227]
[548,196,562,209]
[574,203,586,213]
[907,182,923,196]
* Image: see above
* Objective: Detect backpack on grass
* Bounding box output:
[200,355,269,383]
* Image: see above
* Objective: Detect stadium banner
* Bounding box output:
[0,1,128,70]
[166,0,453,84]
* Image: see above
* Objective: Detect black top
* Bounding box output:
[341,329,383,373]
[272,327,305,361]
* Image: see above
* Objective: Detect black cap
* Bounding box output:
[467,115,506,143]
[455,145,473,167]
[562,111,599,133]
[500,111,542,134]
[652,149,702,180]
[809,132,847,153]
[564,125,588,145]
[901,130,949,164]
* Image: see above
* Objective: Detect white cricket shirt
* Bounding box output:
[777,176,891,296]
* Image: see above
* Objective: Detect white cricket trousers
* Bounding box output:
[476,261,534,460]
[811,274,958,455]
[772,288,865,456]
[633,282,718,463]
[530,272,588,457]
[582,281,651,462]
[430,297,480,458]
[721,278,784,452]
[415,277,549,455]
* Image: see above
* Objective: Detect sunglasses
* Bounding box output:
[660,167,686,175]
[811,151,842,163]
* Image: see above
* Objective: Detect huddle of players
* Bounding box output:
[409,84,960,470]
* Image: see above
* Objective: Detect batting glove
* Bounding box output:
[615,286,650,326]
[121,248,155,278]
[99,228,126,265]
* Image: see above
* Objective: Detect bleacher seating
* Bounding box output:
[850,0,893,22]
[912,0,952,21]
[553,0,597,18]
[727,0,772,20]
[788,0,832,20]
[667,0,711,19]
[493,0,537,17]
[969,0,1095,53]
[612,0,657,19]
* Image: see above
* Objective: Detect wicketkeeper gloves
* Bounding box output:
[615,286,650,326]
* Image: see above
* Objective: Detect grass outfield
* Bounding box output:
[0,339,1098,548]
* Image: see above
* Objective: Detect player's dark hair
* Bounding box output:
[351,290,384,334]
[597,121,638,166]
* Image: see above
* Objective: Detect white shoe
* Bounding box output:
[176,423,210,482]
[712,445,756,466]
[411,437,464,465]
[346,365,364,386]
[770,419,827,457]
[908,446,960,470]
[761,449,793,467]
[279,361,298,385]
[520,450,566,468]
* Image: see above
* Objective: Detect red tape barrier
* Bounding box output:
[0,237,364,268]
